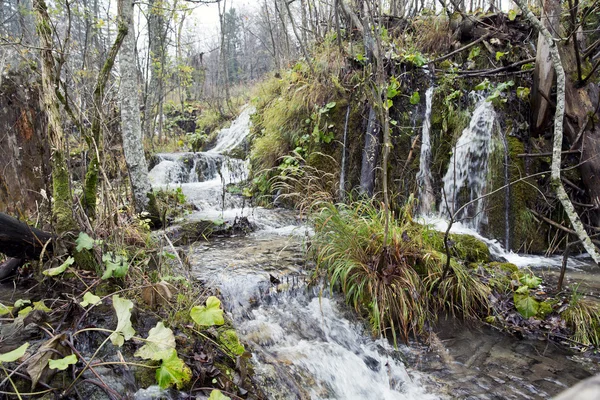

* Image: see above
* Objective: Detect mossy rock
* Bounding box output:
[218,328,245,357]
[488,261,519,274]
[425,231,490,263]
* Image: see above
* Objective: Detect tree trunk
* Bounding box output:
[515,0,600,264]
[33,0,77,233]
[0,213,54,259]
[118,0,158,219]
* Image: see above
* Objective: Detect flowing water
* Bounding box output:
[441,98,496,230]
[417,87,435,216]
[148,107,597,399]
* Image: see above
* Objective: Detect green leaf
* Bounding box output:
[101,252,129,280]
[33,301,51,312]
[208,390,231,400]
[190,296,225,326]
[80,292,102,307]
[495,51,505,61]
[48,354,77,370]
[325,101,336,109]
[521,63,534,71]
[18,306,33,317]
[515,285,530,294]
[135,322,176,360]
[409,91,420,105]
[468,46,480,60]
[0,303,13,316]
[474,79,490,91]
[385,98,393,109]
[0,343,28,363]
[508,9,517,21]
[514,293,539,318]
[109,295,135,346]
[75,232,96,251]
[43,256,75,276]
[519,273,542,289]
[516,86,530,100]
[155,349,191,389]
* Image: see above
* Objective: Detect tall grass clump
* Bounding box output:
[562,291,600,347]
[312,199,491,343]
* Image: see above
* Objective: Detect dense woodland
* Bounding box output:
[0,0,600,397]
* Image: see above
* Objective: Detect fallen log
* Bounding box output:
[0,213,54,259]
[0,258,23,281]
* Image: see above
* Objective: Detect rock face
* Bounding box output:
[0,71,51,215]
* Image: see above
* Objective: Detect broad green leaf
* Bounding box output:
[325,101,336,109]
[514,293,539,318]
[495,51,505,61]
[0,303,13,316]
[508,8,517,21]
[409,91,420,105]
[48,354,77,370]
[515,285,530,294]
[516,86,530,100]
[0,343,28,363]
[101,252,129,280]
[474,79,490,91]
[80,292,102,307]
[33,301,51,312]
[43,256,74,276]
[519,273,542,289]
[14,299,31,308]
[190,296,225,326]
[18,306,33,317]
[208,390,231,400]
[135,322,176,360]
[468,46,480,60]
[75,232,95,251]
[155,349,192,389]
[109,295,135,346]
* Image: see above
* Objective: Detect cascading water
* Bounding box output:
[441,98,496,230]
[417,87,435,215]
[150,107,442,399]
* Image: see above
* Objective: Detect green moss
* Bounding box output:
[424,230,490,263]
[488,261,518,274]
[52,151,77,233]
[218,329,245,357]
[537,300,554,318]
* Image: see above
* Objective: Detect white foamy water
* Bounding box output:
[208,106,256,154]
[417,87,435,215]
[441,99,496,230]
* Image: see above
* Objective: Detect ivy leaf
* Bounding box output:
[43,256,74,276]
[101,252,129,280]
[190,296,225,327]
[0,343,28,363]
[495,51,505,61]
[33,301,51,312]
[18,306,33,317]
[80,292,102,307]
[155,349,192,389]
[75,232,95,251]
[208,390,231,400]
[519,273,542,289]
[0,303,13,316]
[135,322,176,360]
[508,9,517,21]
[409,91,420,105]
[109,295,135,346]
[48,354,77,370]
[514,293,539,318]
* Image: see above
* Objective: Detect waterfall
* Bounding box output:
[148,107,254,212]
[339,105,350,200]
[417,87,435,215]
[359,107,381,196]
[441,99,496,230]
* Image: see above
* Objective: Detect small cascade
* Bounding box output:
[417,87,435,215]
[441,99,496,229]
[208,106,256,153]
[148,107,254,212]
[339,105,351,200]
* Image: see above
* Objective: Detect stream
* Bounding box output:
[148,106,598,399]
